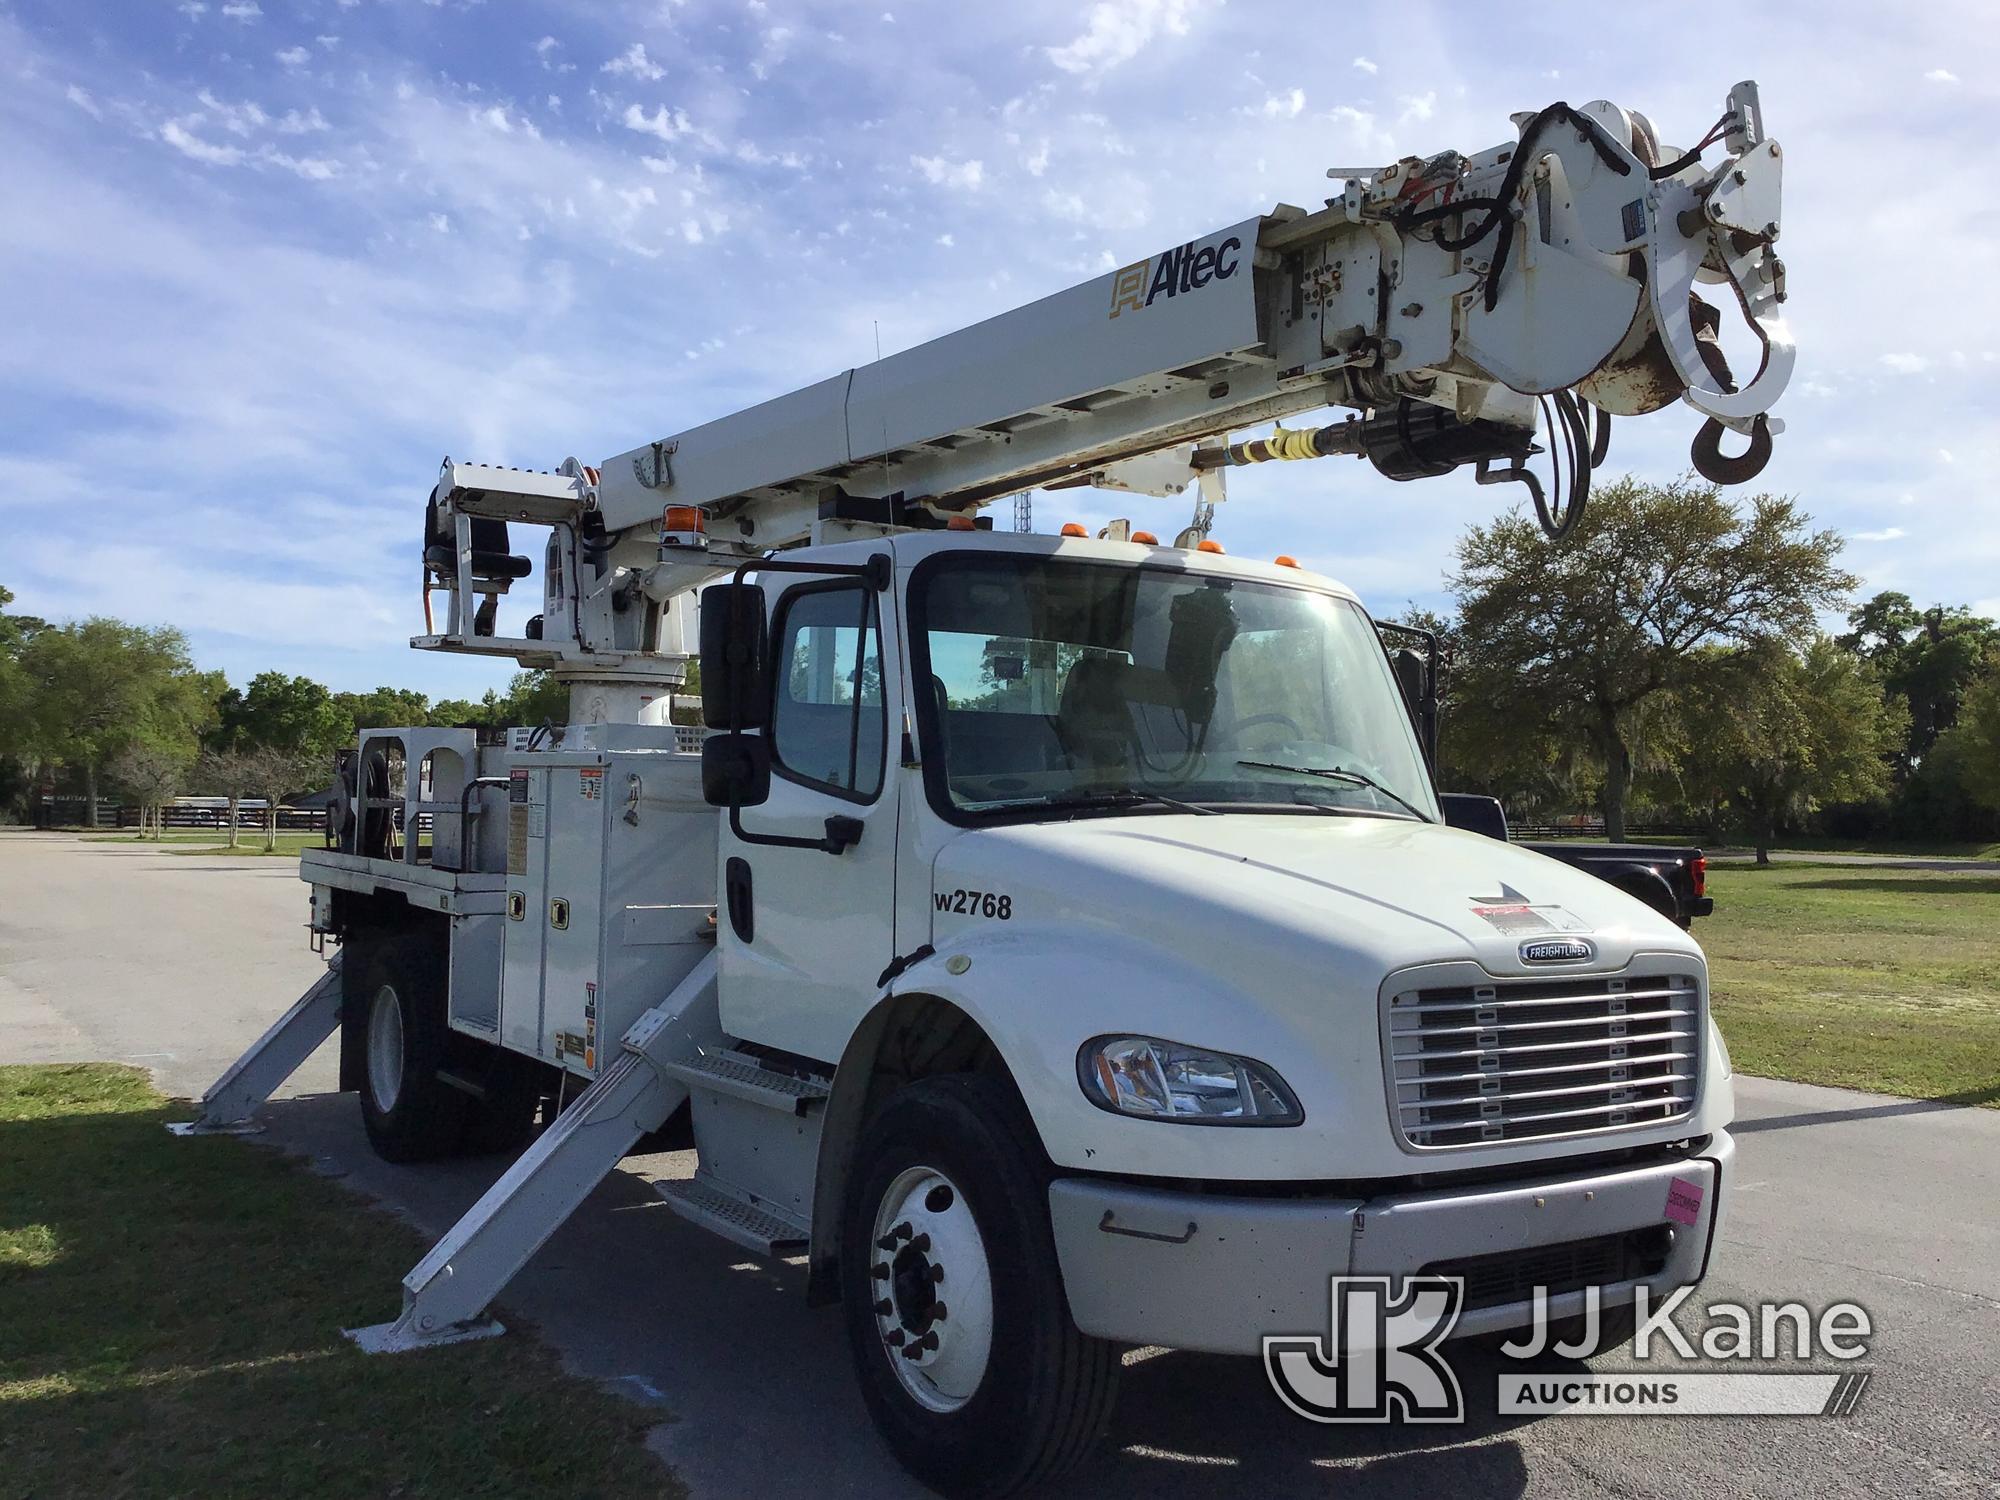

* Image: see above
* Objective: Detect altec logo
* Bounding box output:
[1108,235,1243,318]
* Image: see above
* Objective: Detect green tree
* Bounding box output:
[1937,653,2000,812]
[109,740,195,839]
[1678,638,1904,863]
[213,672,347,760]
[332,687,432,740]
[1448,474,1854,841]
[18,619,219,826]
[1836,592,1999,772]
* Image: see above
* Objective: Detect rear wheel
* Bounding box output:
[840,1074,1119,1497]
[355,930,466,1162]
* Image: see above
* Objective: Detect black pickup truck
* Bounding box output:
[1440,794,1714,929]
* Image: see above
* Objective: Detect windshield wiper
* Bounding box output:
[1036,787,1221,817]
[1235,760,1433,823]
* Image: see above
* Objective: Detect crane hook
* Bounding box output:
[1690,414,1773,485]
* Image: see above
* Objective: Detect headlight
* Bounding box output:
[1077,1035,1303,1126]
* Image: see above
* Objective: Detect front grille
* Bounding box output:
[1385,971,1701,1150]
[1423,1225,1675,1310]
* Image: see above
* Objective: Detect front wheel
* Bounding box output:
[840,1074,1119,1498]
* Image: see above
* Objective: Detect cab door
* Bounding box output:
[717,570,902,1064]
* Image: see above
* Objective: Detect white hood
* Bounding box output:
[936,812,1698,982]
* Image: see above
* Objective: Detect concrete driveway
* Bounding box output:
[3,830,1996,1497]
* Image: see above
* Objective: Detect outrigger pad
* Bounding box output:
[345,1316,506,1355]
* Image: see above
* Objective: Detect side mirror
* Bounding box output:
[1391,647,1424,712]
[699,583,769,730]
[1391,646,1438,769]
[1440,793,1508,841]
[702,732,771,808]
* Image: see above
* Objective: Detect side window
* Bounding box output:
[770,585,886,800]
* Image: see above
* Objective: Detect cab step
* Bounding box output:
[661,1051,830,1117]
[656,1175,808,1256]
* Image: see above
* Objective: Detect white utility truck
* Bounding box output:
[179,86,1790,1495]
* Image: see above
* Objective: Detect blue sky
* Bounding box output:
[4,0,1996,699]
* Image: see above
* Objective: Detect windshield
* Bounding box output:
[910,553,1440,823]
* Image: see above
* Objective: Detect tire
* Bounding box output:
[355,928,467,1163]
[840,1074,1119,1498]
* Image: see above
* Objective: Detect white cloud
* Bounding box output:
[1882,352,1930,374]
[1852,527,1907,542]
[1047,0,1201,76]
[196,89,267,135]
[1352,56,1378,74]
[315,34,339,49]
[1937,447,1954,464]
[623,104,691,142]
[1024,139,1049,177]
[274,107,328,134]
[429,212,451,233]
[219,1,261,18]
[177,1,207,16]
[65,85,102,120]
[1399,91,1436,124]
[535,36,558,55]
[161,120,245,166]
[937,232,954,247]
[276,46,309,67]
[602,42,666,81]
[1925,68,1959,83]
[911,154,983,190]
[1261,88,1305,119]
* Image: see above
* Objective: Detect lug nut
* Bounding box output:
[875,1298,893,1316]
[929,1264,946,1284]
[871,1262,889,1281]
[917,1331,939,1351]
[884,1329,905,1347]
[908,1233,931,1253]
[931,1303,948,1322]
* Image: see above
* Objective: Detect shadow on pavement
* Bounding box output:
[1733,1084,2000,1133]
[244,1092,1547,1499]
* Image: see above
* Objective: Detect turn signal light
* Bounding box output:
[1131,530,1158,545]
[1196,539,1225,554]
[1060,522,1088,537]
[946,515,976,531]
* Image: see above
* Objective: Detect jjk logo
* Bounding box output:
[1107,235,1242,317]
[1263,1276,1465,1423]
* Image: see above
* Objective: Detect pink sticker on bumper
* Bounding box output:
[1665,1177,1705,1226]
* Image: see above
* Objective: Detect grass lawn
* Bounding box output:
[1703,865,2000,1106]
[80,832,322,856]
[0,1064,679,1499]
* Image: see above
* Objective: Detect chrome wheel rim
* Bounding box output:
[868,1165,994,1413]
[366,983,405,1112]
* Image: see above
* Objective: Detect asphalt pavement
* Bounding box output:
[2,830,1996,1498]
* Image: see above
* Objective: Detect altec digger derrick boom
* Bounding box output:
[418,81,1792,688]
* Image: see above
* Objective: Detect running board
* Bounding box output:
[656,1175,808,1256]
[168,954,344,1136]
[660,1052,830,1116]
[345,952,726,1354]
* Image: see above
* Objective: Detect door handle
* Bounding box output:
[724,857,753,942]
[821,815,864,855]
[549,898,570,930]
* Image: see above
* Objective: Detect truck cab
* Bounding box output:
[691,527,1733,1481]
